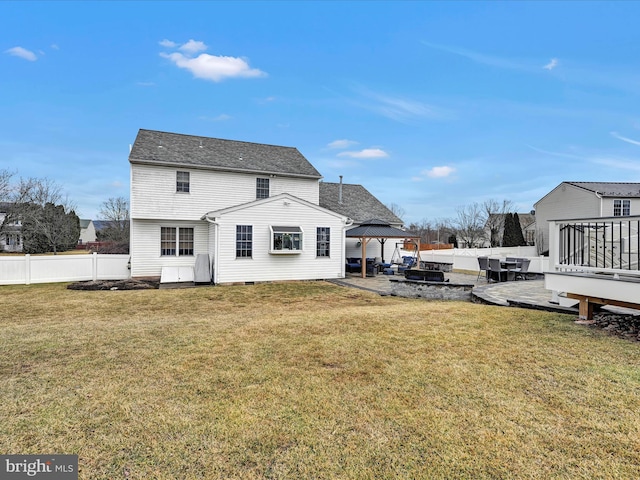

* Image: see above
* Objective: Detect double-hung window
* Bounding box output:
[316,227,330,257]
[271,226,302,253]
[176,171,190,193]
[613,199,630,216]
[161,227,194,256]
[236,225,253,258]
[256,178,269,199]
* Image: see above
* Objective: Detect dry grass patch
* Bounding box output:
[1,282,639,479]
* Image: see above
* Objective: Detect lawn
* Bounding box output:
[1,282,639,479]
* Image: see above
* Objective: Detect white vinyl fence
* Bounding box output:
[0,253,131,285]
[401,246,550,274]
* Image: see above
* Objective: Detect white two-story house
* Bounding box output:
[534,182,640,254]
[129,129,362,284]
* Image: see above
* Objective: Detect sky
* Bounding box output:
[3,1,640,225]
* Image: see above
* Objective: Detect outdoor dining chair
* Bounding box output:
[488,258,509,282]
[477,256,489,281]
[513,258,531,280]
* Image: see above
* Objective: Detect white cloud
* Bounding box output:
[359,88,448,122]
[424,166,455,178]
[50,44,59,50]
[611,131,640,146]
[337,148,389,159]
[5,46,37,61]
[199,114,232,122]
[159,38,267,82]
[543,58,559,70]
[328,139,358,149]
[137,81,156,87]
[179,39,207,54]
[159,39,177,48]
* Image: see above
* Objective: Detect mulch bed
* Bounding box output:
[67,279,159,290]
[583,312,640,342]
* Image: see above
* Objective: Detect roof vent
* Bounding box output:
[339,175,343,204]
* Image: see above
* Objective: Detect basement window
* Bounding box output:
[270,226,303,253]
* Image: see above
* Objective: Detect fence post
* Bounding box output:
[92,252,98,281]
[25,254,31,285]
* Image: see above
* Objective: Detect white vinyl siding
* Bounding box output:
[211,197,345,284]
[130,219,207,278]
[130,164,319,221]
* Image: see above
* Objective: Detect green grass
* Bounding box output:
[1,282,639,479]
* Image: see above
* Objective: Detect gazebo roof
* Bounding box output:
[346,219,419,239]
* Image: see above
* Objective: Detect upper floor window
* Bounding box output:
[316,227,330,257]
[236,225,253,258]
[256,178,269,199]
[177,171,190,193]
[613,199,630,216]
[271,226,302,253]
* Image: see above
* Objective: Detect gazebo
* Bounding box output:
[346,219,421,278]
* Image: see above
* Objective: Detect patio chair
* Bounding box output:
[488,258,509,282]
[513,258,531,280]
[477,256,489,281]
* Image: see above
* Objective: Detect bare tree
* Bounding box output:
[386,202,406,222]
[0,169,14,203]
[454,202,486,248]
[98,196,130,243]
[483,199,514,247]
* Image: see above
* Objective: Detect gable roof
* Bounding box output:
[563,182,640,198]
[202,192,347,222]
[319,182,403,225]
[129,129,322,179]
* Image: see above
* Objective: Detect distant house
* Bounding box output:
[128,129,398,284]
[0,202,22,253]
[534,182,640,253]
[78,219,97,245]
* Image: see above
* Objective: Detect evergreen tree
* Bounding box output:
[502,213,517,247]
[512,212,527,246]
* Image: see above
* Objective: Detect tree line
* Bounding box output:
[388,199,531,249]
[1,169,129,254]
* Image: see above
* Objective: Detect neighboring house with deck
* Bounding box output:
[534,182,640,254]
[129,129,400,284]
[536,182,640,319]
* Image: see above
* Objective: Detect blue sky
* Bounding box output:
[3,1,640,224]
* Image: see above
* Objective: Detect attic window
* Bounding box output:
[270,226,302,254]
[177,171,190,193]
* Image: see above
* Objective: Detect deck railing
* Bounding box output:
[551,215,640,277]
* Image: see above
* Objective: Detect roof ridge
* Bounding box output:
[138,128,299,151]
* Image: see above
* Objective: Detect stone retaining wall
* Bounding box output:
[389,278,474,301]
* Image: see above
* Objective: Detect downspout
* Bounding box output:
[202,213,219,284]
[342,217,353,278]
[594,191,603,217]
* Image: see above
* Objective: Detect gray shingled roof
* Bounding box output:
[319,182,403,225]
[129,129,322,179]
[346,219,417,238]
[567,182,640,197]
